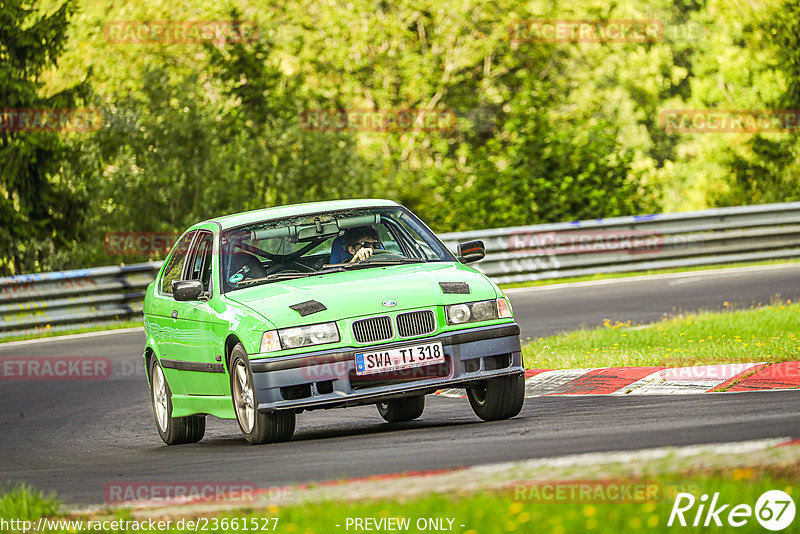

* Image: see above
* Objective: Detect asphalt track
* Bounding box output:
[1,264,799,506]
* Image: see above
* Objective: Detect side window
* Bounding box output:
[376,224,403,255]
[187,232,214,293]
[396,215,439,259]
[160,231,196,294]
[382,216,431,259]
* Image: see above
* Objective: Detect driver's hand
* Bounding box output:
[350,247,373,262]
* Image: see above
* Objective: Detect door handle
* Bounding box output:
[171,310,178,319]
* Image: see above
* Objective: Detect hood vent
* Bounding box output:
[439,282,470,294]
[289,300,327,316]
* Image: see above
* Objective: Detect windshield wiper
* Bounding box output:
[338,258,425,269]
[236,272,311,287]
[317,265,348,274]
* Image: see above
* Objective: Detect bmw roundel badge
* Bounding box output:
[382,300,397,307]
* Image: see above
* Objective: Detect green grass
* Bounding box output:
[522,300,800,369]
[0,320,143,344]
[1,472,796,533]
[499,258,800,289]
[0,485,59,522]
[270,477,795,534]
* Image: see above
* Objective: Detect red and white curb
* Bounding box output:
[436,361,800,398]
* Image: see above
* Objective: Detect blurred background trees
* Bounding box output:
[0,0,90,273]
[2,0,798,273]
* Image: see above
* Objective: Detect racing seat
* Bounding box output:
[227,252,268,283]
[329,235,351,264]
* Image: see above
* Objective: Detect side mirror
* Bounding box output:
[173,280,203,301]
[457,240,486,263]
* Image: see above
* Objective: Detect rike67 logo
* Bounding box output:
[668,490,795,531]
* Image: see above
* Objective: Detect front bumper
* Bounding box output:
[250,322,523,412]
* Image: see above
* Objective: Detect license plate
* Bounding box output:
[354,341,444,376]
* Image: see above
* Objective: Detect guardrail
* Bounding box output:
[0,263,161,338]
[439,201,800,285]
[3,202,800,339]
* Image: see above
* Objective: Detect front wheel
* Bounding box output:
[150,359,205,445]
[230,343,295,445]
[377,396,425,422]
[467,374,525,421]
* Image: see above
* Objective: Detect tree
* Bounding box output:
[709,0,800,206]
[55,15,378,268]
[0,0,90,275]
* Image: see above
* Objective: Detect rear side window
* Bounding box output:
[160,231,196,294]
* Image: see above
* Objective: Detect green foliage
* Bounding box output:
[708,0,800,207]
[450,80,643,229]
[53,18,377,267]
[0,0,90,275]
[4,0,799,273]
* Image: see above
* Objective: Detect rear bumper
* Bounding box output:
[250,322,523,412]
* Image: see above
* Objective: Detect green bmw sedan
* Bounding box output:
[143,199,524,445]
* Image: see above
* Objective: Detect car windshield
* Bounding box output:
[219,207,455,292]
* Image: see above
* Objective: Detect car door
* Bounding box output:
[148,230,197,395]
[168,230,227,396]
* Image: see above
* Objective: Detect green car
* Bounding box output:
[143,199,524,445]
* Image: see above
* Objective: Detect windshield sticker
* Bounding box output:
[229,273,244,283]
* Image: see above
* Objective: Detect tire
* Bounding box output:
[150,359,205,445]
[467,373,525,421]
[230,343,295,445]
[377,396,425,423]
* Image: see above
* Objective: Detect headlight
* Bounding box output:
[260,322,341,353]
[447,304,471,324]
[471,300,497,321]
[278,322,340,349]
[446,298,511,325]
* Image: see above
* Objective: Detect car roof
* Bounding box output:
[199,199,402,231]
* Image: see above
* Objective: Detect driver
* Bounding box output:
[344,226,383,262]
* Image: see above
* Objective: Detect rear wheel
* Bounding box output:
[377,396,425,422]
[150,359,205,445]
[467,374,525,421]
[230,343,295,445]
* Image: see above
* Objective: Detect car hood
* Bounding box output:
[222,262,499,328]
